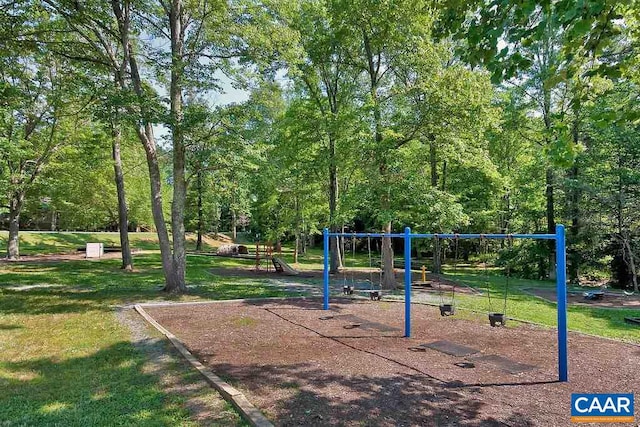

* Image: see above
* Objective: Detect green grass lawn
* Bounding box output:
[0,252,287,426]
[0,230,231,255]
[449,270,640,342]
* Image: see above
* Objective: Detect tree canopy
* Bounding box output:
[2,0,639,292]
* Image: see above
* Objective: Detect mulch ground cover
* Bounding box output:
[525,288,640,309]
[144,298,640,426]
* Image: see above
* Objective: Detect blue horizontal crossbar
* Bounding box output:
[411,233,556,240]
[327,232,405,238]
[327,232,556,240]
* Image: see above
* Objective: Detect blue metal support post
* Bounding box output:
[323,228,330,310]
[556,224,568,382]
[404,227,412,337]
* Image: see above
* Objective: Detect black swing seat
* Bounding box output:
[359,289,382,300]
[342,285,354,295]
[439,304,455,316]
[488,312,506,327]
[583,290,605,300]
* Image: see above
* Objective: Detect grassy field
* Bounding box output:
[1,232,639,425]
[448,270,640,342]
[0,230,233,255]
[0,250,288,426]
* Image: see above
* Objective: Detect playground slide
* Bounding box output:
[272,257,300,276]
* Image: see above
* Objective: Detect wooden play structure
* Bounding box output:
[254,243,299,275]
[210,241,302,276]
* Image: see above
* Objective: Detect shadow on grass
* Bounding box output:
[211,361,535,426]
[0,231,222,256]
[1,252,637,341]
[0,340,191,426]
[13,232,93,255]
[0,324,23,330]
[0,254,291,315]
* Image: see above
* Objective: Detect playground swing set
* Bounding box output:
[322,225,569,382]
[337,232,514,323]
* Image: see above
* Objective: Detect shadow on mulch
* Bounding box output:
[246,297,353,308]
[212,362,536,426]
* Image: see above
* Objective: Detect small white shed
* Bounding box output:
[85,243,104,258]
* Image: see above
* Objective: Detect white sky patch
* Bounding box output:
[152,70,250,143]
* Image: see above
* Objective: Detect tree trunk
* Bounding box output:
[568,163,580,283]
[381,221,395,289]
[231,208,237,241]
[51,210,57,231]
[546,167,556,279]
[167,0,187,293]
[111,118,133,271]
[330,236,342,272]
[294,233,299,264]
[429,137,438,187]
[138,124,177,286]
[433,237,442,274]
[113,0,177,290]
[541,79,556,280]
[328,133,342,273]
[567,106,582,283]
[501,191,511,233]
[621,237,639,293]
[441,160,447,192]
[363,31,394,288]
[373,97,394,289]
[302,225,307,254]
[6,193,23,260]
[196,169,203,251]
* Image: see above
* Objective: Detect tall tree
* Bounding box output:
[332,0,436,288]
[0,24,80,258]
[286,1,361,273]
[140,0,298,291]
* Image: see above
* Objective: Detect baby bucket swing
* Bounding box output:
[436,235,458,316]
[483,235,512,327]
[342,234,357,295]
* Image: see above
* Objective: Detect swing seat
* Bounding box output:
[488,312,506,327]
[343,285,354,295]
[583,290,604,300]
[359,290,382,300]
[439,304,455,316]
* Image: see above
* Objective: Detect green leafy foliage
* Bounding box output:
[3,0,640,288]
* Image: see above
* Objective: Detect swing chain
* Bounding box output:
[481,235,493,312]
[434,235,444,305]
[367,234,373,286]
[351,233,356,288]
[451,234,459,306]
[503,234,514,316]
